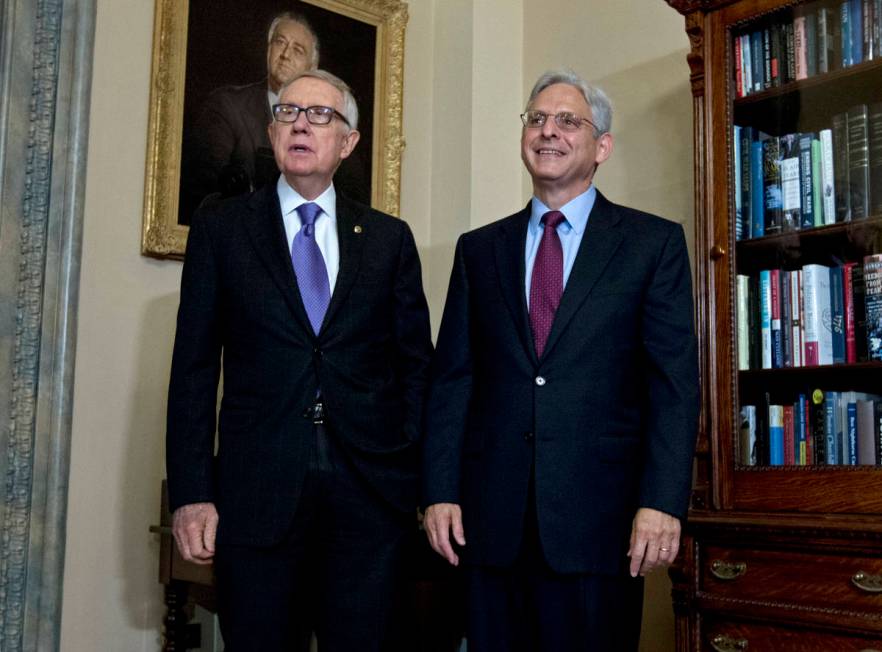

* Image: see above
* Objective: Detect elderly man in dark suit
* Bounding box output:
[422,69,700,651]
[167,69,432,651]
[180,11,368,222]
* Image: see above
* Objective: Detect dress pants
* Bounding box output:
[465,482,645,652]
[214,423,410,652]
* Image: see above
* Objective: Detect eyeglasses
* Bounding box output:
[520,110,597,133]
[272,103,351,128]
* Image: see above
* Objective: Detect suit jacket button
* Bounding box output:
[535,376,546,386]
[313,347,322,357]
[524,431,534,441]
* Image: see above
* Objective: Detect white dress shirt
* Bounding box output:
[277,176,340,293]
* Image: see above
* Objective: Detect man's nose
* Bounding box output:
[540,116,559,138]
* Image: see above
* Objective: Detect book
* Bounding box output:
[853,263,870,360]
[868,102,882,214]
[805,9,819,76]
[781,269,794,367]
[812,138,824,225]
[857,399,877,464]
[742,33,753,95]
[763,136,784,232]
[737,274,751,370]
[784,404,796,465]
[811,388,828,465]
[832,112,851,221]
[740,405,757,466]
[789,270,803,367]
[749,275,762,370]
[802,264,834,365]
[819,128,837,224]
[760,269,773,369]
[865,253,882,360]
[847,398,858,465]
[780,134,802,230]
[842,0,854,67]
[794,14,808,79]
[799,133,817,228]
[734,35,744,97]
[851,0,864,64]
[751,139,766,236]
[735,126,743,239]
[818,6,840,73]
[770,404,785,465]
[848,104,871,219]
[752,30,764,93]
[739,126,755,236]
[830,265,846,363]
[825,390,839,464]
[843,262,858,363]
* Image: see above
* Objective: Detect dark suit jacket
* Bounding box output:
[167,185,432,547]
[421,191,699,575]
[180,80,370,223]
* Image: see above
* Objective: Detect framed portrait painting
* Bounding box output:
[141,0,408,259]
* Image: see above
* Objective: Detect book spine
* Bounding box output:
[740,405,757,465]
[737,274,751,370]
[806,10,819,75]
[848,104,871,219]
[812,389,828,465]
[820,128,837,223]
[740,126,754,236]
[735,35,744,97]
[868,102,882,214]
[784,404,795,465]
[865,253,882,360]
[734,126,743,240]
[864,0,875,59]
[794,15,808,79]
[812,138,824,226]
[790,270,803,367]
[825,392,838,464]
[770,404,785,465]
[844,262,858,363]
[851,0,864,64]
[857,399,877,464]
[751,140,766,236]
[833,112,851,221]
[763,27,773,88]
[785,21,797,81]
[842,0,853,67]
[761,270,773,369]
[830,265,846,363]
[770,22,782,86]
[798,133,816,228]
[781,269,793,367]
[848,400,858,464]
[853,264,869,360]
[818,7,831,73]
[763,136,784,232]
[780,134,802,230]
[803,395,812,464]
[802,264,833,365]
[771,269,784,368]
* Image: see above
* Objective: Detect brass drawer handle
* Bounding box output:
[711,634,748,651]
[852,571,882,593]
[711,559,747,580]
[710,244,726,260]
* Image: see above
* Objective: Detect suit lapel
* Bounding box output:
[540,191,624,361]
[493,205,536,364]
[321,194,365,332]
[243,185,314,334]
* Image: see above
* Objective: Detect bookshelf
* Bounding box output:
[666,0,882,649]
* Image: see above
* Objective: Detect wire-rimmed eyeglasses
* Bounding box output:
[520,110,597,133]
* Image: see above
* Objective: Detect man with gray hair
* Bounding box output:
[168,69,432,650]
[180,11,368,222]
[422,69,699,650]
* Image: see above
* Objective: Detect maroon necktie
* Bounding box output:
[529,210,566,358]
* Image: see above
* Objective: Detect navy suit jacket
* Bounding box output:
[421,191,699,575]
[167,185,432,546]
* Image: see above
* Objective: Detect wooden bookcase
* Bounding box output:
[665,1,882,650]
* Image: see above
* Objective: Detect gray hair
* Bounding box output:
[526,69,612,137]
[267,11,320,68]
[279,69,359,131]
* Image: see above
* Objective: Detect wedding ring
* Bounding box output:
[659,547,670,552]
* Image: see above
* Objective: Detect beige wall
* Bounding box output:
[61,0,692,649]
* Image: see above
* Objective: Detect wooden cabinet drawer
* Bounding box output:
[703,617,882,652]
[700,545,882,615]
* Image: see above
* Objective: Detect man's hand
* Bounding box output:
[627,507,681,577]
[424,503,466,566]
[172,502,218,565]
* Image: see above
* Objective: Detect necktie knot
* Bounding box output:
[541,210,565,230]
[296,202,322,235]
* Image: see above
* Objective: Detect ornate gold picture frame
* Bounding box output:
[141,0,408,259]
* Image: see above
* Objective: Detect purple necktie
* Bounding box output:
[291,202,330,335]
[529,210,565,358]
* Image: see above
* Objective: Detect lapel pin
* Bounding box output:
[354,225,362,234]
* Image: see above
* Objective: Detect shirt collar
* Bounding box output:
[276,176,337,223]
[529,185,597,234]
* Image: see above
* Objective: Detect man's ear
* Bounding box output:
[595,132,613,166]
[339,129,361,160]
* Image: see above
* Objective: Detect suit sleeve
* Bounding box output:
[638,224,700,520]
[421,235,473,507]
[166,212,223,512]
[392,223,433,445]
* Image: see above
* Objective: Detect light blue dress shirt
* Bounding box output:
[524,185,597,309]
